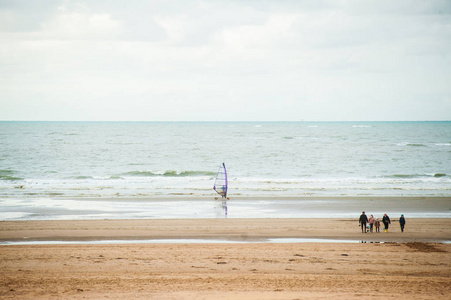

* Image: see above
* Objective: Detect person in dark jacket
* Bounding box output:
[382,213,391,232]
[399,214,406,232]
[359,211,369,233]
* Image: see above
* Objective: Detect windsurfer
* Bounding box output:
[213,163,228,199]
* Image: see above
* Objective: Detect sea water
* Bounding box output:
[0,121,450,220]
[1,121,450,199]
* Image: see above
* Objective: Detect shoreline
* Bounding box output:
[60,195,451,201]
[2,196,450,221]
[5,195,451,202]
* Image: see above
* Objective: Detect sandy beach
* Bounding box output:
[1,218,450,299]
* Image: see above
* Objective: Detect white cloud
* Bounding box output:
[40,9,122,40]
[0,0,450,121]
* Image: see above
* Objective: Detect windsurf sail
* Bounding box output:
[213,163,228,198]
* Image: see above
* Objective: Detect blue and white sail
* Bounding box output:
[213,163,228,198]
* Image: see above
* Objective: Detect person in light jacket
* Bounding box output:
[368,214,375,233]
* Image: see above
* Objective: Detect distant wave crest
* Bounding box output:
[75,175,94,179]
[391,173,447,178]
[122,170,216,177]
[0,170,23,181]
[434,173,447,178]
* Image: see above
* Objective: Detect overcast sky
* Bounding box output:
[1,0,450,121]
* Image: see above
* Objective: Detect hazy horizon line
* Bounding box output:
[1,120,450,123]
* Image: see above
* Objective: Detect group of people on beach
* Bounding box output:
[359,212,406,233]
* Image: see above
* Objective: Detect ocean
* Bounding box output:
[1,121,450,220]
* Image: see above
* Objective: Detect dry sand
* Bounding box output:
[1,218,450,299]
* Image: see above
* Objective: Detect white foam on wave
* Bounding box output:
[2,172,450,200]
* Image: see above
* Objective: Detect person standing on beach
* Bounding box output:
[399,214,406,232]
[375,218,381,232]
[382,214,391,232]
[359,211,368,233]
[368,214,375,233]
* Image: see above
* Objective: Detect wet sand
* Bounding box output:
[0,218,450,243]
[2,196,450,220]
[0,218,450,299]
